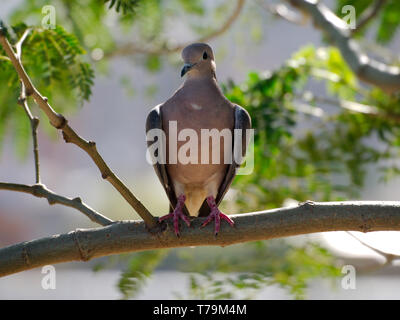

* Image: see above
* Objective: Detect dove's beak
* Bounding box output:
[181,63,195,77]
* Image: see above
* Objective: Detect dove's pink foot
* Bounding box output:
[159,194,190,237]
[200,196,235,236]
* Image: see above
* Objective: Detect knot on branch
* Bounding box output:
[21,247,31,266]
[358,212,372,232]
[17,96,26,106]
[73,197,82,204]
[101,172,109,179]
[47,198,57,205]
[73,229,91,261]
[385,254,397,264]
[25,87,34,96]
[32,183,45,197]
[148,219,168,235]
[0,22,6,37]
[32,117,39,129]
[54,114,67,130]
[299,200,315,207]
[62,131,71,143]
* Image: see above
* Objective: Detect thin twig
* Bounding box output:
[0,182,113,226]
[314,95,400,123]
[18,82,41,183]
[14,28,41,183]
[256,0,304,25]
[107,0,245,58]
[0,27,157,228]
[14,27,31,61]
[346,231,400,266]
[345,231,400,274]
[352,0,387,35]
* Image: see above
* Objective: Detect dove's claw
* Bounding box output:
[159,195,190,236]
[200,196,235,235]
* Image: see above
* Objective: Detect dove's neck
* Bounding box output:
[182,76,222,97]
[184,67,217,82]
[183,75,218,88]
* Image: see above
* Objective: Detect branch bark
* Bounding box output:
[18,84,40,183]
[15,28,41,183]
[1,200,400,277]
[285,0,400,93]
[0,27,157,229]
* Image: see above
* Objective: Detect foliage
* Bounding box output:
[335,0,400,44]
[104,0,142,15]
[8,0,208,63]
[117,250,169,299]
[224,45,400,212]
[0,23,93,157]
[174,240,340,300]
[93,241,339,300]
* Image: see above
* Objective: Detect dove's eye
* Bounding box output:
[203,52,208,59]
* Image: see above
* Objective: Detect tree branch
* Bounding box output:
[0,27,158,229]
[15,28,41,183]
[352,0,387,35]
[285,0,400,93]
[299,94,400,124]
[0,182,113,226]
[18,84,41,183]
[14,27,31,61]
[256,0,304,25]
[1,200,400,277]
[107,0,245,57]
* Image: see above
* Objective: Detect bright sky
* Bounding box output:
[322,231,400,262]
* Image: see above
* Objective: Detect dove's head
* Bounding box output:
[180,43,216,79]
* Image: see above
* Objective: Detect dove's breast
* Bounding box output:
[161,90,235,215]
[164,102,233,180]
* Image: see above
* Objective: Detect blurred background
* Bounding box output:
[1,0,400,299]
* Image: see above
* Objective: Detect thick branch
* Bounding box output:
[286,0,400,93]
[0,28,157,228]
[107,0,245,57]
[0,182,113,226]
[1,201,400,277]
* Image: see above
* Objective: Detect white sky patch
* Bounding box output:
[322,231,400,260]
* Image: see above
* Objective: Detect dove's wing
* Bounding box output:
[146,104,177,213]
[198,105,251,217]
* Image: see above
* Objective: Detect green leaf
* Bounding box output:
[0,24,95,157]
[104,0,142,14]
[118,250,168,299]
